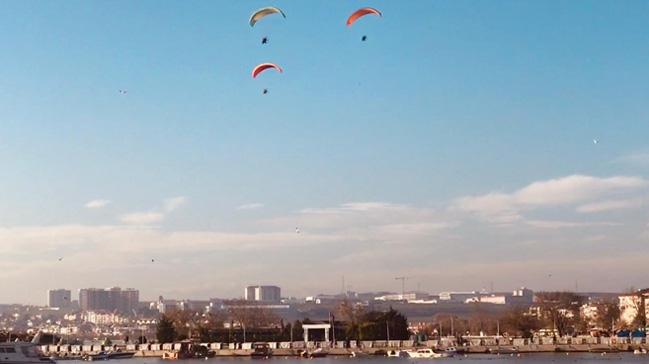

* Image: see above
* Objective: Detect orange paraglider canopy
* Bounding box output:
[346,7,382,27]
[252,63,283,78]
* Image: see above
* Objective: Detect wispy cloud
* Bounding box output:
[84,199,111,209]
[163,196,187,213]
[453,175,647,224]
[119,196,187,225]
[576,199,644,213]
[119,212,165,225]
[236,203,265,211]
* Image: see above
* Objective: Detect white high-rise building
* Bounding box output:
[244,285,281,302]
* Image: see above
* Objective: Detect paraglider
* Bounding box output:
[249,7,286,27]
[252,63,283,78]
[346,7,382,27]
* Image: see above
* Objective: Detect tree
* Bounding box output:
[336,300,365,340]
[156,314,177,343]
[197,312,226,342]
[226,300,279,329]
[594,300,620,333]
[535,291,585,336]
[357,308,410,340]
[626,289,648,330]
[500,307,540,338]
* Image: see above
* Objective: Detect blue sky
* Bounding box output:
[0,1,648,304]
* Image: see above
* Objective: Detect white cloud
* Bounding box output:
[84,199,111,209]
[1,189,649,303]
[236,203,265,211]
[524,220,620,229]
[576,199,644,213]
[453,175,647,223]
[119,196,187,225]
[119,212,165,225]
[163,196,187,213]
[515,175,646,206]
[453,193,520,224]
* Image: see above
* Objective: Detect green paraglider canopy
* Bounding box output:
[249,7,286,27]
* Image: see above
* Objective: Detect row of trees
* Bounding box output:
[156,291,646,343]
[426,292,628,339]
[156,300,411,343]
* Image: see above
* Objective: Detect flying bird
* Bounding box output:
[118,89,128,95]
[261,37,268,45]
[151,259,155,263]
[593,139,599,144]
[295,227,301,234]
[263,89,268,95]
[58,257,63,262]
[361,35,367,42]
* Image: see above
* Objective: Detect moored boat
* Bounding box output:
[301,348,327,358]
[0,342,55,364]
[250,343,272,359]
[405,348,450,358]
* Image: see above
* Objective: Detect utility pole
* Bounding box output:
[451,316,454,337]
[386,320,390,341]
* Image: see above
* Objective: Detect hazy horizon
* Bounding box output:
[0,1,648,305]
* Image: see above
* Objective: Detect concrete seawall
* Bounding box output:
[42,338,649,358]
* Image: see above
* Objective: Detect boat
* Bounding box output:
[83,351,136,362]
[405,348,450,359]
[0,341,55,364]
[441,347,457,357]
[349,351,369,358]
[161,351,178,360]
[386,350,407,358]
[250,343,272,359]
[105,352,135,360]
[161,351,192,360]
[301,348,327,358]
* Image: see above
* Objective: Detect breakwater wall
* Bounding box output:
[41,337,649,358]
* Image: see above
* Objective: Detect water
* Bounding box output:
[61,354,649,364]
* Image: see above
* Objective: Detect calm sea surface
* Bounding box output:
[61,354,649,364]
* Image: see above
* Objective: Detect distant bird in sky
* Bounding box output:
[261,37,268,45]
[118,89,128,95]
[361,35,367,42]
[58,257,63,261]
[151,259,155,263]
[295,227,300,234]
[593,138,599,144]
[263,88,268,95]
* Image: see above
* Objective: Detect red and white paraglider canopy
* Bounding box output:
[252,63,283,78]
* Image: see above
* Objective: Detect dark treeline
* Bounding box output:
[156,301,410,343]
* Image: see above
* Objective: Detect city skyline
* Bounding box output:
[0,1,648,304]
